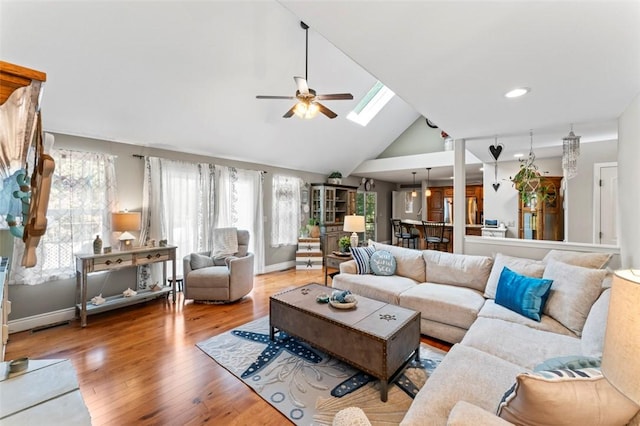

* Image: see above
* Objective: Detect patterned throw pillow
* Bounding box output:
[495,267,553,321]
[369,250,396,276]
[498,368,640,425]
[350,246,375,275]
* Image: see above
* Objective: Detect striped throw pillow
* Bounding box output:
[350,246,375,275]
[498,368,639,425]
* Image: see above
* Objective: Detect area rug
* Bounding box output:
[197,316,445,425]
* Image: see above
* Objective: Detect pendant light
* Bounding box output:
[411,171,417,197]
[425,168,432,197]
[562,124,580,179]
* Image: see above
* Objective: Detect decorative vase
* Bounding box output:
[93,235,102,254]
[308,225,320,238]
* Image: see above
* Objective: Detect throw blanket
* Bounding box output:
[212,227,238,259]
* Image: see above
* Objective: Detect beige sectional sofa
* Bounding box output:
[332,241,639,425]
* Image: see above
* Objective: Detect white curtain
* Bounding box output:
[141,157,214,279]
[10,149,117,285]
[215,166,265,274]
[271,174,301,247]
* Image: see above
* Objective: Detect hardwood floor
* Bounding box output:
[5,268,450,425]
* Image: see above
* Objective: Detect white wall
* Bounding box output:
[377,117,444,158]
[482,157,562,238]
[566,139,617,243]
[618,93,640,268]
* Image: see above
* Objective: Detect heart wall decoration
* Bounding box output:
[490,138,503,192]
[489,143,503,161]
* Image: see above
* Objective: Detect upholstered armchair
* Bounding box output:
[183,229,254,302]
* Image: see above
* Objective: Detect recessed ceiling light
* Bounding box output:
[514,153,524,158]
[504,87,530,98]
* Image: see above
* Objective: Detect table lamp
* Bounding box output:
[112,211,141,250]
[601,269,640,406]
[343,215,365,249]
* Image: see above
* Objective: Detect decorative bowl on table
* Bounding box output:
[329,290,357,309]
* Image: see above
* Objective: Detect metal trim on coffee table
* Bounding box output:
[269,283,421,401]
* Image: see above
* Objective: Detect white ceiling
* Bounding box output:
[2,1,638,185]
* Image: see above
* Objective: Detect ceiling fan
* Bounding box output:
[256,21,353,119]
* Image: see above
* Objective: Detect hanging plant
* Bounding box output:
[510,131,552,206]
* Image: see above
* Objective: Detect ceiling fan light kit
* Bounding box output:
[256,21,353,119]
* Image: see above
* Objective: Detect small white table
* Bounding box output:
[0,359,91,425]
[481,227,507,238]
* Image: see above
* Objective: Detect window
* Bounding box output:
[347,81,395,126]
[10,149,117,285]
[271,174,302,247]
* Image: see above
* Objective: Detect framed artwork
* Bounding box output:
[301,189,309,204]
[404,191,414,213]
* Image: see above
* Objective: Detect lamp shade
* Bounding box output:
[343,215,365,233]
[601,269,640,405]
[112,212,141,232]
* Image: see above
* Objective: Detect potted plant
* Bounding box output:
[307,217,320,238]
[327,171,342,185]
[338,236,351,253]
[510,164,551,206]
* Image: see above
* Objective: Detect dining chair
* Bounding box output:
[390,218,418,249]
[421,221,449,251]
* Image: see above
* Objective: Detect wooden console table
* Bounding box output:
[75,246,177,327]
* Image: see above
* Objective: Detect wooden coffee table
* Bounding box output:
[269,283,421,401]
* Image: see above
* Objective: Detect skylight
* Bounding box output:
[347,81,395,126]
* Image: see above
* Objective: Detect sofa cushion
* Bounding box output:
[400,344,528,426]
[485,253,546,299]
[369,250,396,276]
[581,288,610,358]
[331,273,418,305]
[423,250,493,292]
[350,246,375,274]
[497,368,640,426]
[542,249,612,269]
[399,283,486,330]
[542,259,607,336]
[461,317,582,369]
[447,401,514,426]
[495,267,553,321]
[478,300,575,337]
[369,241,426,282]
[190,253,214,270]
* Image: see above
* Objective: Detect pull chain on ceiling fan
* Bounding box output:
[256,21,354,119]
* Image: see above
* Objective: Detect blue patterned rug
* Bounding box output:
[197,316,445,425]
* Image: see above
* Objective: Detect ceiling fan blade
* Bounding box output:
[317,102,337,119]
[294,76,310,95]
[316,93,354,101]
[283,105,296,118]
[256,95,296,100]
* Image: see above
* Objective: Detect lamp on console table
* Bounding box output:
[343,215,365,248]
[601,269,640,406]
[112,211,141,250]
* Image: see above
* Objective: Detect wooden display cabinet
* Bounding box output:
[311,183,358,256]
[518,176,564,241]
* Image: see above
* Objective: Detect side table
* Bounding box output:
[325,253,352,285]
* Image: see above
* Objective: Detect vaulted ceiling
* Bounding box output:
[2,1,638,184]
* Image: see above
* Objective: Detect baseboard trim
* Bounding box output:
[262,261,295,274]
[8,307,76,334]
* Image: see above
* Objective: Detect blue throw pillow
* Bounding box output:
[370,250,396,276]
[495,266,553,321]
[350,246,375,274]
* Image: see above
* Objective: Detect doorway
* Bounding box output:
[356,191,377,243]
